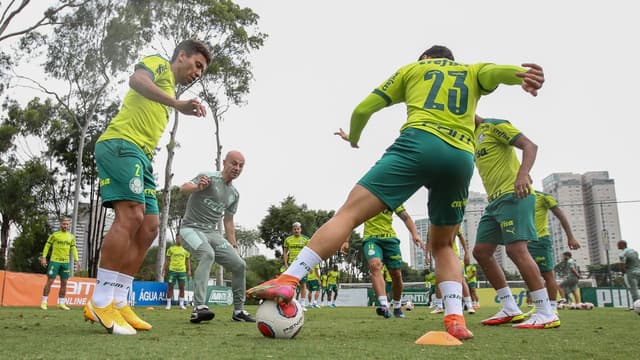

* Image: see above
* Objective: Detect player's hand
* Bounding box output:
[334,128,359,148]
[340,241,349,255]
[412,236,423,249]
[175,98,207,117]
[568,237,580,250]
[463,253,471,266]
[196,176,210,190]
[517,63,544,97]
[514,172,531,198]
[40,258,47,268]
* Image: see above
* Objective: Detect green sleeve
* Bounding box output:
[349,93,388,144]
[42,235,53,257]
[477,64,526,93]
[71,236,79,261]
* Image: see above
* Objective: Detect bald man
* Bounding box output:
[179,151,255,323]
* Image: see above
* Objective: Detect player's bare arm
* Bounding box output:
[180,176,210,194]
[512,134,538,198]
[129,68,207,117]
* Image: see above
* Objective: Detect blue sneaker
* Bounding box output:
[376,306,392,319]
[393,308,405,318]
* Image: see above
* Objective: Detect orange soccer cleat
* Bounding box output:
[246,274,298,303]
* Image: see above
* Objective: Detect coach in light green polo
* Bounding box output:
[179,150,255,324]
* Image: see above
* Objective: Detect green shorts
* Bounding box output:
[167,270,187,285]
[476,193,537,245]
[95,139,159,215]
[46,261,71,279]
[358,128,474,226]
[385,281,392,294]
[328,284,338,293]
[363,237,403,269]
[528,235,554,272]
[467,281,477,288]
[307,279,320,291]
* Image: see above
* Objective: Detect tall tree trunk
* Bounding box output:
[156,111,180,281]
[0,214,10,268]
[70,120,90,276]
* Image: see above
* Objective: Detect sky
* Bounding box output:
[5,1,640,262]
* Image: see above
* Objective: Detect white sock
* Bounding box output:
[41,296,48,303]
[378,296,388,307]
[464,296,473,309]
[167,298,171,306]
[496,287,520,313]
[179,298,184,306]
[550,300,557,311]
[283,247,322,280]
[440,281,463,316]
[530,288,553,317]
[58,298,66,305]
[92,267,119,307]
[392,300,401,309]
[114,273,133,308]
[434,297,443,309]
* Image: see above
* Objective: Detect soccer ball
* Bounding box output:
[405,300,414,311]
[633,299,640,315]
[256,299,304,339]
[581,302,594,310]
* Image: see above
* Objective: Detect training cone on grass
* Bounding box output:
[414,331,463,346]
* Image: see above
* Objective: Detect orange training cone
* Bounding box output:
[414,331,463,346]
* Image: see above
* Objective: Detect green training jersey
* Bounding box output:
[182,171,239,230]
[307,265,320,281]
[327,270,340,285]
[425,272,435,287]
[620,248,640,272]
[283,235,309,263]
[166,245,190,272]
[98,55,176,158]
[382,265,392,282]
[534,191,558,238]
[369,60,524,154]
[474,118,523,201]
[42,230,78,263]
[363,205,405,239]
[465,264,477,283]
[321,274,328,287]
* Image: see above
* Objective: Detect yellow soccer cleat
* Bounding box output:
[84,300,136,335]
[58,303,71,311]
[116,305,152,331]
[40,302,48,310]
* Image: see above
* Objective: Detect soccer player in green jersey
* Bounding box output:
[320,272,330,306]
[40,217,79,311]
[85,39,212,335]
[179,150,255,324]
[283,222,310,309]
[424,269,436,307]
[363,205,422,318]
[248,45,545,340]
[326,265,340,307]
[465,263,479,309]
[556,251,581,305]
[306,265,322,308]
[524,191,580,316]
[617,241,640,308]
[162,235,191,310]
[472,114,559,329]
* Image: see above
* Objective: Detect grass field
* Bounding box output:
[1,304,638,359]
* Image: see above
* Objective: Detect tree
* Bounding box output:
[7,214,50,273]
[151,0,267,281]
[0,1,85,94]
[0,159,53,267]
[235,227,261,258]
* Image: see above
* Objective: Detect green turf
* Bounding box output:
[0,305,637,359]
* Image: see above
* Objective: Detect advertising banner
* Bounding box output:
[0,271,95,307]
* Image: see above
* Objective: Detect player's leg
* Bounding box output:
[180,227,216,323]
[389,268,405,318]
[166,279,174,310]
[213,233,255,322]
[41,265,57,310]
[365,241,389,317]
[178,275,187,309]
[57,272,71,310]
[461,274,474,314]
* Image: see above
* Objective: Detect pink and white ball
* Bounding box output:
[256,299,304,339]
